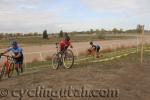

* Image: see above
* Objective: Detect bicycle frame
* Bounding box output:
[54,43,68,67]
[0,55,14,74]
[88,48,96,56]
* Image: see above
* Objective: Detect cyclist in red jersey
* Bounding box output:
[59,34,73,52]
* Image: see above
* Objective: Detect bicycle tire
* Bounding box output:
[52,54,59,69]
[63,49,74,69]
[8,63,14,78]
[0,65,5,80]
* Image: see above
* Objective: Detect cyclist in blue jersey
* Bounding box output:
[0,41,24,74]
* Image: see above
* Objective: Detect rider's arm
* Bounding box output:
[14,48,22,58]
[70,44,73,48]
[69,41,73,48]
[91,45,96,50]
[1,48,11,55]
[2,50,9,54]
[14,53,22,58]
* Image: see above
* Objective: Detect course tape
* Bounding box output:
[76,57,92,61]
[90,51,136,63]
[76,49,136,62]
[73,51,136,65]
[145,50,150,52]
[74,48,150,65]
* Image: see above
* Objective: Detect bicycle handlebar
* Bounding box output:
[0,54,13,60]
[55,43,58,48]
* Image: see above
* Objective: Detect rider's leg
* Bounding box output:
[20,64,23,73]
[15,64,19,75]
[19,58,24,73]
[96,47,100,58]
[14,59,20,75]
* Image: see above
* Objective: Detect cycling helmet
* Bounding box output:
[90,41,93,45]
[65,35,70,41]
[11,41,18,46]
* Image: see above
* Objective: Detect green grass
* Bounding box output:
[25,60,51,69]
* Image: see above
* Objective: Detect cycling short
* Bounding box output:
[60,46,69,52]
[96,46,100,53]
[14,55,24,64]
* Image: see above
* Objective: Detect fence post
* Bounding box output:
[141,25,144,65]
[118,43,121,49]
[136,36,139,52]
[39,52,43,61]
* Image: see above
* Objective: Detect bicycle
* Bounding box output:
[52,43,74,69]
[87,48,102,58]
[87,48,97,57]
[0,54,15,80]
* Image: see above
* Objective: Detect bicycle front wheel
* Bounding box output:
[63,49,74,69]
[52,54,60,69]
[0,65,5,80]
[8,63,14,78]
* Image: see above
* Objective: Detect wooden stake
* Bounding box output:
[141,25,144,65]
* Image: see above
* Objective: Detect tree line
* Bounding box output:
[0,27,150,39]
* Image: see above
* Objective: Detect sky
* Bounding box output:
[0,0,150,33]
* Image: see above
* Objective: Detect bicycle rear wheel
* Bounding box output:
[8,63,14,78]
[63,49,74,69]
[0,65,5,80]
[52,54,60,69]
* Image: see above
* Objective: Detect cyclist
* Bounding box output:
[89,41,101,58]
[59,33,73,52]
[0,41,24,74]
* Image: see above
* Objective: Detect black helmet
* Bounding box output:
[11,41,18,46]
[90,41,93,45]
[65,36,70,41]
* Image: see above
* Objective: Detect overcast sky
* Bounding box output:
[0,0,150,33]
